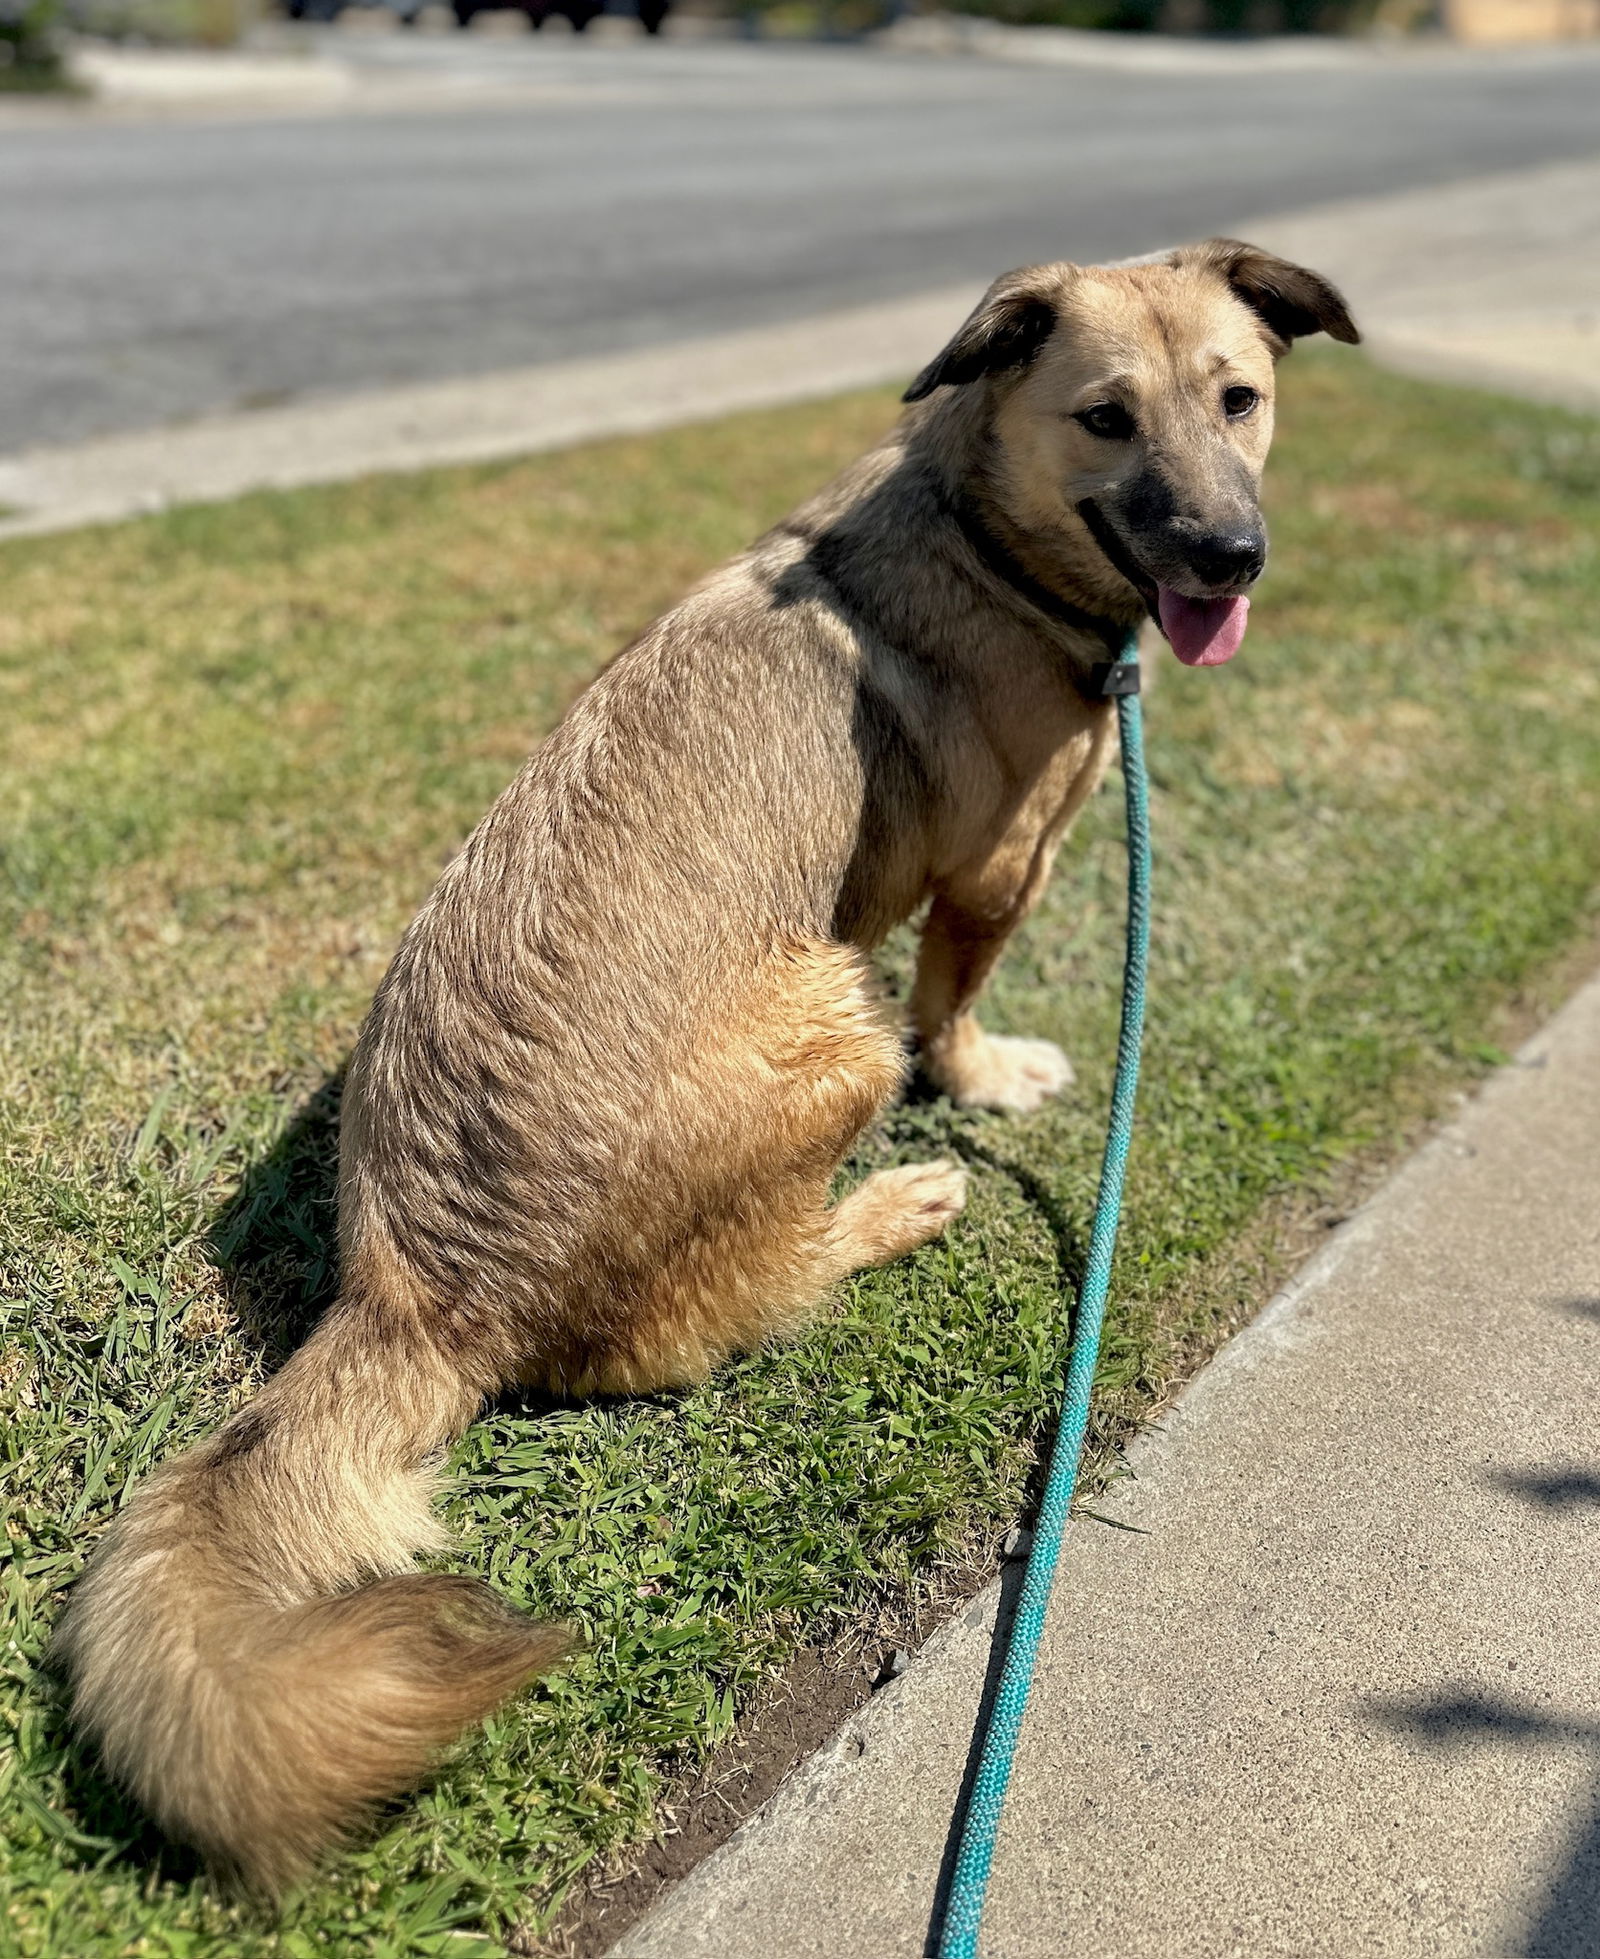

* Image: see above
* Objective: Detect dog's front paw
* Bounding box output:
[932,1033,1075,1114]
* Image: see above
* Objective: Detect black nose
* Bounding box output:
[1186,531,1266,590]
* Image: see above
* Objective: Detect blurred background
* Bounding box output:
[1,0,1597,486]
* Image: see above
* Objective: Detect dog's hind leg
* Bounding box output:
[562,936,966,1390]
[749,941,966,1294]
[760,941,966,1278]
[821,1159,969,1278]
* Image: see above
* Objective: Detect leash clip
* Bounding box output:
[1089,659,1141,699]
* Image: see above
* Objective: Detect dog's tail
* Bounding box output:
[53,1268,568,1897]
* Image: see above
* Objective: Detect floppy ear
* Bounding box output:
[903,271,1059,404]
[1190,239,1360,351]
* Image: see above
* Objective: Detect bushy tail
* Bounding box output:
[53,1290,568,1896]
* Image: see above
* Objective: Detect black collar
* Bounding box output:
[947,491,1139,658]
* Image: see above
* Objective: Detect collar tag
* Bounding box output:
[1089,659,1141,699]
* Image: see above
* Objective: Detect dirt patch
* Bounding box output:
[525,1571,986,1959]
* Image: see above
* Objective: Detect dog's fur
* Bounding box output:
[55,239,1356,1894]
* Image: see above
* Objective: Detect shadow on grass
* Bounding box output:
[202,1066,675,1440]
[948,1134,1088,1293]
[887,1065,1092,1296]
[207,1069,348,1369]
[46,1073,354,1888]
[64,1735,205,1880]
[38,1678,210,1900]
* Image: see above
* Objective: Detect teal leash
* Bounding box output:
[937,628,1151,1959]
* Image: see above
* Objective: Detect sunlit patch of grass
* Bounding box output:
[3,356,1599,1956]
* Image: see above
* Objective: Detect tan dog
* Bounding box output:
[56,239,1357,1894]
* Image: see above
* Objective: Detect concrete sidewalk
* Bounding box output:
[1250,157,1600,414]
[615,975,1600,1958]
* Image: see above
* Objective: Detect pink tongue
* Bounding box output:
[1157,588,1250,668]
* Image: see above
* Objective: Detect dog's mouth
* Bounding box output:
[1077,499,1251,669]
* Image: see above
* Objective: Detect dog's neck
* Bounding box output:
[943,490,1134,658]
[917,393,1147,665]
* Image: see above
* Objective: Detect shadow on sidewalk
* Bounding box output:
[1368,1686,1600,1959]
[1491,1467,1600,1513]
[1367,1296,1600,1956]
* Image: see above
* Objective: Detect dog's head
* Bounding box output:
[905,240,1358,666]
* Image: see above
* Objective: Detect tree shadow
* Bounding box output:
[1367,1687,1600,1959]
[1363,1296,1600,1955]
[1492,1468,1600,1514]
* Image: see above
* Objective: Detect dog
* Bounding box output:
[55,239,1356,1894]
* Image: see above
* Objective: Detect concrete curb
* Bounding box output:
[1243,157,1600,418]
[877,13,1600,71]
[1365,324,1600,415]
[0,285,977,543]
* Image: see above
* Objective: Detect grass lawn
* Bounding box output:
[4,351,1600,1958]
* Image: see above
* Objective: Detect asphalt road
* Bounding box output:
[3,34,1600,455]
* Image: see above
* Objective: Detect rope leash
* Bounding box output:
[937,628,1151,1959]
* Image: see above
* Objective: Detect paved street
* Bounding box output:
[3,34,1600,454]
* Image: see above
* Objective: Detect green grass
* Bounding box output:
[4,353,1600,1957]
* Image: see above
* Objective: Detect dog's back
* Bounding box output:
[344,543,926,1395]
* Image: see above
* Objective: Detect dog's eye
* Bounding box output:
[1075,403,1136,442]
[1223,385,1260,420]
